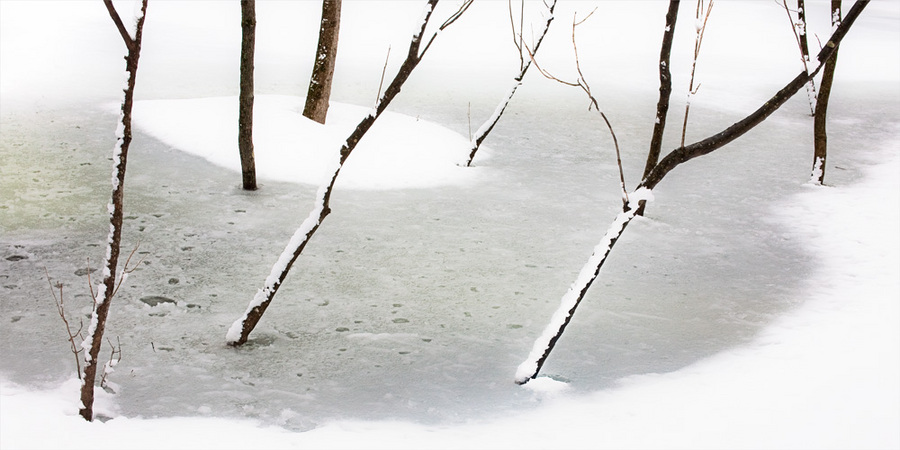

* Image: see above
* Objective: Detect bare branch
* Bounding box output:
[681,0,714,147]
[46,269,84,379]
[509,0,524,71]
[439,0,473,31]
[100,336,122,390]
[112,243,143,297]
[103,0,134,49]
[642,0,680,183]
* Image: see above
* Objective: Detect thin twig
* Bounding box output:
[681,0,714,147]
[439,0,473,31]
[112,243,144,297]
[375,45,391,107]
[526,11,628,207]
[46,269,84,379]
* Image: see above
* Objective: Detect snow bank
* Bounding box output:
[131,95,487,190]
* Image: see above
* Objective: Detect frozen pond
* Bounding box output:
[4,81,895,430]
[2,0,897,431]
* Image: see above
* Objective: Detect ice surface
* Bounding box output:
[1,1,898,448]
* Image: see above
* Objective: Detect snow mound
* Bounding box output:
[131,95,486,190]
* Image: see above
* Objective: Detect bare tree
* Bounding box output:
[239,0,257,190]
[811,0,842,185]
[516,0,869,385]
[303,0,342,124]
[464,0,557,167]
[80,0,148,419]
[227,0,473,346]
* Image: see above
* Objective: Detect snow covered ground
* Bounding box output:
[1,1,898,449]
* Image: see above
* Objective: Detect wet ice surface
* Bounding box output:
[1,84,893,430]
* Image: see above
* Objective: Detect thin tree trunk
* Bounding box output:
[516,0,868,384]
[637,0,679,216]
[303,0,342,124]
[239,0,257,190]
[464,0,556,167]
[643,0,679,180]
[81,0,147,421]
[812,0,841,185]
[227,0,472,346]
[797,0,818,115]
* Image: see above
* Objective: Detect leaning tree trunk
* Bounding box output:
[811,0,841,185]
[516,0,868,385]
[81,0,147,421]
[303,0,342,124]
[239,0,257,190]
[227,0,473,346]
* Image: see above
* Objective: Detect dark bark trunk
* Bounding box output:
[637,0,679,216]
[228,0,463,346]
[239,0,257,190]
[82,0,147,421]
[303,0,342,124]
[812,0,841,185]
[643,0,679,180]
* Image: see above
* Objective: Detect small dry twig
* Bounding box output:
[680,0,714,147]
[99,336,122,390]
[375,45,391,107]
[525,10,629,207]
[47,270,85,379]
[112,243,143,297]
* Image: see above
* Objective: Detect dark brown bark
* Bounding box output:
[637,0,679,216]
[643,0,679,180]
[239,0,257,190]
[797,0,812,69]
[303,0,342,124]
[228,0,475,346]
[812,0,841,185]
[82,0,147,422]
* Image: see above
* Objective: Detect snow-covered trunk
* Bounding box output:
[464,0,556,167]
[797,0,818,116]
[80,0,147,422]
[303,0,342,124]
[515,189,653,384]
[811,0,842,186]
[227,0,458,346]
